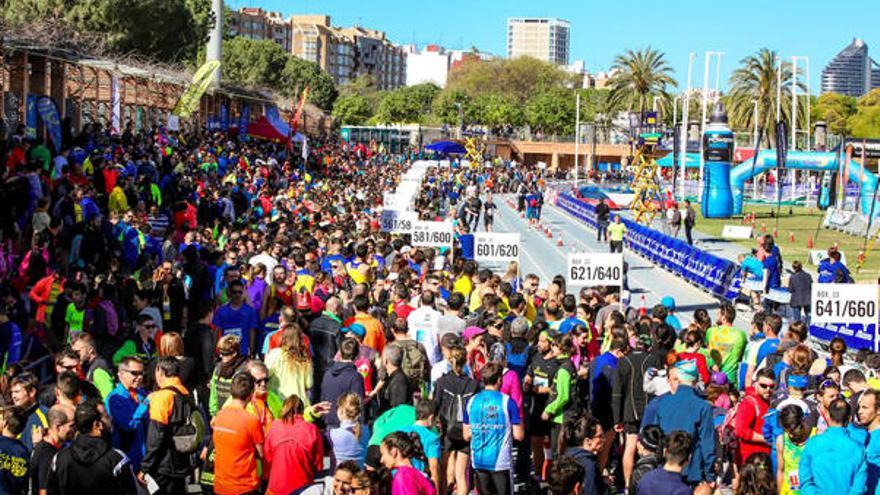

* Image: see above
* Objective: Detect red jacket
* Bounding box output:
[734,391,770,464]
[264,416,324,495]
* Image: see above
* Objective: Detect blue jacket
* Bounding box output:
[651,385,717,483]
[799,426,867,495]
[105,382,149,469]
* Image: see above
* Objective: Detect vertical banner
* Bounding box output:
[110,74,121,134]
[172,60,221,118]
[25,94,38,139]
[220,103,229,132]
[35,96,62,153]
[844,144,853,210]
[292,86,309,133]
[302,135,309,161]
[238,103,250,140]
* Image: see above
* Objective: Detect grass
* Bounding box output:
[692,204,880,283]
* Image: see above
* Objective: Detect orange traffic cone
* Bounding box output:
[773,228,779,238]
[807,235,814,248]
[858,251,866,265]
[557,236,564,247]
[761,223,767,233]
[789,231,795,243]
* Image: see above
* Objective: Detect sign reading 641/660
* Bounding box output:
[811,283,879,326]
[567,253,624,287]
[474,233,520,262]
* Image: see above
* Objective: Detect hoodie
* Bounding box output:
[564,446,606,495]
[320,361,365,427]
[47,434,137,495]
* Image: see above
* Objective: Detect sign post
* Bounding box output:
[566,253,624,288]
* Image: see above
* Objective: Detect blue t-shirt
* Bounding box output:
[763,255,781,289]
[400,424,441,472]
[212,303,259,355]
[867,428,880,495]
[463,390,520,471]
[756,338,780,368]
[0,436,27,494]
[636,467,691,495]
[558,316,587,335]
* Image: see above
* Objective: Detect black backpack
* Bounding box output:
[163,387,206,454]
[438,374,479,443]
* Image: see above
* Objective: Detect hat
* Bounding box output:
[787,373,810,389]
[440,332,462,349]
[711,372,729,386]
[342,323,366,338]
[674,359,700,382]
[400,246,412,255]
[462,326,487,343]
[661,296,676,311]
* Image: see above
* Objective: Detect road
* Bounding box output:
[488,195,754,329]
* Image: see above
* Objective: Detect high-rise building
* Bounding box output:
[404,45,450,87]
[228,7,292,52]
[506,18,570,65]
[290,16,405,89]
[821,38,880,97]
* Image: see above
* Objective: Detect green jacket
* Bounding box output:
[544,356,574,425]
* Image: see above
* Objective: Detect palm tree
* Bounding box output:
[608,47,678,125]
[726,48,806,147]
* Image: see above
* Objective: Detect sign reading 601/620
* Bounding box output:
[474,232,520,262]
[811,283,879,326]
[567,253,624,287]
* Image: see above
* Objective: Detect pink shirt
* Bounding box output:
[391,465,437,495]
[500,369,524,419]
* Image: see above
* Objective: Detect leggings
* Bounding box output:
[474,469,511,495]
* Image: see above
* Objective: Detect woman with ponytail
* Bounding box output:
[561,415,607,495]
[264,394,328,495]
[329,392,371,467]
[380,431,437,495]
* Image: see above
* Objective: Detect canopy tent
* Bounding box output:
[425,141,466,154]
[241,116,304,142]
[657,152,701,169]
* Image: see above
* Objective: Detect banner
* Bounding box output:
[265,105,291,138]
[25,94,38,139]
[171,60,220,118]
[292,86,309,133]
[111,74,121,134]
[35,96,62,153]
[239,103,250,140]
[220,103,229,132]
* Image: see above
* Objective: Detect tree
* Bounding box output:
[282,56,338,111]
[331,94,373,125]
[525,88,576,136]
[812,93,857,136]
[726,48,804,147]
[474,93,524,130]
[608,47,677,121]
[848,89,880,138]
[222,37,289,90]
[372,84,440,124]
[3,0,214,64]
[431,90,472,125]
[446,56,574,104]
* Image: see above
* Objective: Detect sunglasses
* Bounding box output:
[123,369,144,377]
[254,378,269,385]
[755,381,775,389]
[219,351,236,357]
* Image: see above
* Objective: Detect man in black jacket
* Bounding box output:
[321,337,366,427]
[310,295,343,403]
[47,399,137,495]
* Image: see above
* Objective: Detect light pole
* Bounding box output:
[753,99,759,147]
[679,52,695,200]
[574,92,581,189]
[455,102,463,139]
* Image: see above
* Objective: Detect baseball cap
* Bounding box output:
[674,359,700,382]
[661,296,676,311]
[462,326,487,343]
[342,323,366,338]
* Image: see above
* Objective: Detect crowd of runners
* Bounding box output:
[0,120,875,495]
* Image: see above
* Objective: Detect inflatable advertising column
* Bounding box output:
[701,102,735,218]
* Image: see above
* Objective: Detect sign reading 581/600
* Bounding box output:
[811,283,879,326]
[474,233,521,262]
[567,253,624,287]
[411,221,454,248]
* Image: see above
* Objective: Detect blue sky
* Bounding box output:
[229,0,880,91]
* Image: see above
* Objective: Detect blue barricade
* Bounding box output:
[556,193,738,299]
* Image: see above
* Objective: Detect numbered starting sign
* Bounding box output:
[474,232,520,263]
[380,209,417,234]
[411,221,454,248]
[567,253,624,287]
[812,283,879,326]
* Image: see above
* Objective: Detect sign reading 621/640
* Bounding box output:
[567,253,624,287]
[474,233,520,262]
[811,284,879,326]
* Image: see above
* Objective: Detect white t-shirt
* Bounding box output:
[407,305,442,364]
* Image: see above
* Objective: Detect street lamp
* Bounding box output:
[454,102,463,139]
[753,99,759,147]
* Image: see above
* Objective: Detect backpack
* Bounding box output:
[505,342,530,382]
[164,387,206,454]
[719,395,760,459]
[97,300,119,337]
[397,340,429,391]
[438,376,477,443]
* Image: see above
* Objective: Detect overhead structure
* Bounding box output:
[463,137,484,168]
[628,148,664,225]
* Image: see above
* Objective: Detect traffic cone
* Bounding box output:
[859,251,866,265]
[789,231,795,243]
[547,228,553,238]
[639,295,647,316]
[807,234,814,248]
[557,236,564,247]
[761,223,767,233]
[773,228,778,238]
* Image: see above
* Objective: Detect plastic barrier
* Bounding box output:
[556,193,739,299]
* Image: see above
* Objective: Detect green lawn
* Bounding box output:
[692,205,880,283]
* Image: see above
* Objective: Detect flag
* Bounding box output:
[292,86,309,133]
[111,74,121,134]
[302,135,309,161]
[35,96,62,153]
[172,60,220,118]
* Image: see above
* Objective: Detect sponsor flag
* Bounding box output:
[172,60,220,118]
[35,96,63,152]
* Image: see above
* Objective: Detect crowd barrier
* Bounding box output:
[555,193,742,300]
[555,192,878,351]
